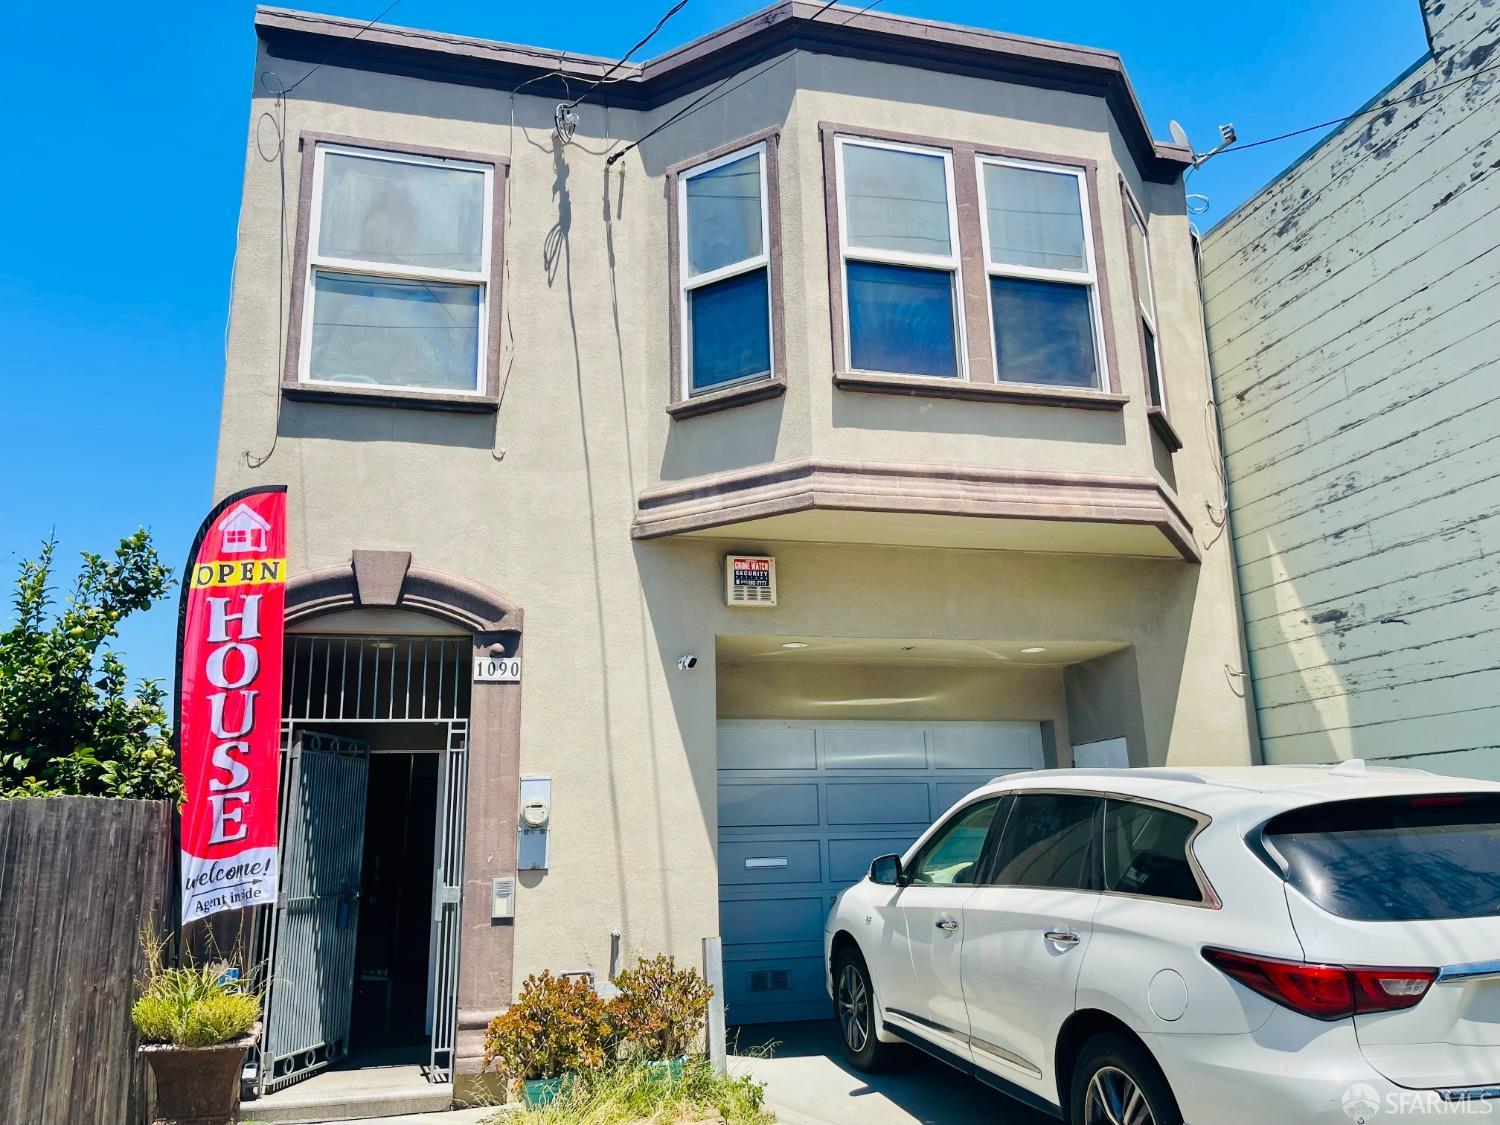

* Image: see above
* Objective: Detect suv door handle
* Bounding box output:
[1045,930,1080,946]
[936,918,960,931]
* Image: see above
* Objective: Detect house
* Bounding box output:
[1199,0,1499,778]
[216,2,1257,1103]
[218,502,271,553]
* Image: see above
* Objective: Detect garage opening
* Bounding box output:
[714,635,1138,1026]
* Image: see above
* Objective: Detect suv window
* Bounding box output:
[908,798,1002,886]
[989,793,1098,890]
[1265,794,1500,922]
[1102,799,1203,903]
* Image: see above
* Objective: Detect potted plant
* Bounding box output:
[132,943,260,1125]
[483,970,610,1106]
[608,954,712,1075]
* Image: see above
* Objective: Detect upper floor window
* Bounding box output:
[678,142,773,395]
[1123,194,1166,412]
[834,137,965,379]
[297,142,496,398]
[978,156,1104,390]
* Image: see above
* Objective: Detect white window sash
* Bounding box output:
[835,135,967,379]
[677,141,774,397]
[298,143,493,396]
[976,153,1107,392]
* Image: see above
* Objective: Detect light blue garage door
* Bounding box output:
[717,720,1045,1024]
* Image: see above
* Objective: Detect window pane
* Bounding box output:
[910,799,1000,886]
[689,267,771,392]
[1126,207,1153,317]
[1142,321,1164,409]
[990,793,1097,890]
[1102,800,1201,902]
[848,261,959,377]
[1265,795,1500,922]
[319,152,485,272]
[991,276,1098,388]
[686,152,763,278]
[842,144,952,257]
[983,163,1087,273]
[309,272,480,391]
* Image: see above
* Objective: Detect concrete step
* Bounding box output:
[240,1082,454,1123]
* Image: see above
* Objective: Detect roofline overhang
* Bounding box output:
[254,2,1192,183]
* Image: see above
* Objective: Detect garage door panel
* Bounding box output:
[931,723,1044,770]
[822,726,927,770]
[827,780,929,824]
[718,839,822,885]
[719,782,819,827]
[718,720,1044,1024]
[718,726,817,771]
[721,895,825,946]
[828,836,918,883]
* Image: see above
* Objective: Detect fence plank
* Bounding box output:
[0,797,173,1125]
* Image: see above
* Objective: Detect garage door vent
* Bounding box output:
[747,969,791,994]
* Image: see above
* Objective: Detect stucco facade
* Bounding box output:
[217,2,1255,1080]
[1200,0,1499,778]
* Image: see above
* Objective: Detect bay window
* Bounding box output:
[978,156,1105,390]
[678,142,773,395]
[1123,193,1167,412]
[294,141,497,401]
[835,138,965,379]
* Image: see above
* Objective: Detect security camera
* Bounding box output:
[677,655,698,671]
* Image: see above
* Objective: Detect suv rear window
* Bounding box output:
[1264,794,1500,921]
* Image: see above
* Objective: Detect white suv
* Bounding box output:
[824,763,1500,1124]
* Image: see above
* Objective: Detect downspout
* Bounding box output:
[1190,229,1266,764]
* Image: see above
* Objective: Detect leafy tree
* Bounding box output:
[0,530,183,800]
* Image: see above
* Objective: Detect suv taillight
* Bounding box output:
[1203,947,1436,1021]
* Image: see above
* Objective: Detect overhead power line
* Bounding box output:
[607,0,888,167]
[279,0,406,96]
[1211,57,1500,159]
[562,0,693,110]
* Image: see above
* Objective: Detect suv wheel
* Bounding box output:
[832,947,898,1072]
[1070,1033,1182,1125]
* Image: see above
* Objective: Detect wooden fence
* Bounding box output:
[0,797,174,1125]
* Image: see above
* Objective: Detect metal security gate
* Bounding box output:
[259,728,371,1093]
[428,720,468,1082]
[251,635,472,1092]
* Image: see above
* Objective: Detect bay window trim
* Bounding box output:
[832,133,969,381]
[283,132,508,412]
[1120,179,1176,446]
[820,122,1124,406]
[976,152,1109,394]
[666,129,786,418]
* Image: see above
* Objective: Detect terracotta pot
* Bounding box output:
[139,1035,254,1125]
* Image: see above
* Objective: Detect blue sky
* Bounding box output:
[0,0,1429,689]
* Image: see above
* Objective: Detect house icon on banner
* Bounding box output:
[219,503,271,554]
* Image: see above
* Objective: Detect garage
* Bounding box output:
[717,719,1046,1024]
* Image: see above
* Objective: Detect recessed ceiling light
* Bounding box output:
[900,645,916,652]
[1020,646,1047,655]
[781,641,809,649]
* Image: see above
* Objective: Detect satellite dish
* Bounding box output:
[1168,119,1193,151]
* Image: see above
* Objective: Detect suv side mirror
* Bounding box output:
[869,853,906,886]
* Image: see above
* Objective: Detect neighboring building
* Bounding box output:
[1200,0,1499,778]
[219,2,1255,1098]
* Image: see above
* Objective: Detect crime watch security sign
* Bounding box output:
[174,486,288,924]
[726,555,776,607]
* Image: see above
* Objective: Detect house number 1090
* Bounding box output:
[472,656,522,683]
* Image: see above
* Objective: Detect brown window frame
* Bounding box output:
[283,132,509,413]
[664,128,787,420]
[1120,177,1182,451]
[821,121,1127,411]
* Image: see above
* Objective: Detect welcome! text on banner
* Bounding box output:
[175,486,288,924]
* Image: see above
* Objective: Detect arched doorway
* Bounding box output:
[251,551,522,1097]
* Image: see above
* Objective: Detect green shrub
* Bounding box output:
[608,954,712,1062]
[132,937,259,1048]
[484,971,611,1081]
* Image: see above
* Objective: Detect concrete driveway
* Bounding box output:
[729,1022,1055,1125]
